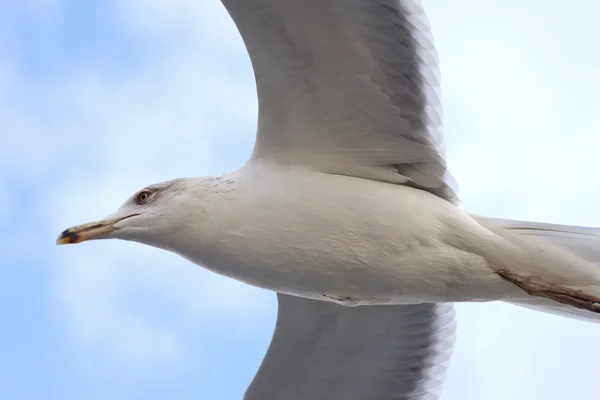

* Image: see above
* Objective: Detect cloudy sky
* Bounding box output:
[2,0,600,399]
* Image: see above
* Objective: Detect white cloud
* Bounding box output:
[55,248,182,364]
[427,0,600,221]
[110,0,244,50]
[54,238,272,364]
[0,0,261,363]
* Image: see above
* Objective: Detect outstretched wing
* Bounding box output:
[222,0,457,201]
[244,294,456,400]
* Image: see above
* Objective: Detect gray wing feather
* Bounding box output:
[491,218,600,265]
[244,294,456,400]
[484,217,600,322]
[221,0,457,201]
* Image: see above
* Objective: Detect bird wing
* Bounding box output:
[492,218,600,265]
[222,0,457,201]
[478,216,600,322]
[244,294,456,400]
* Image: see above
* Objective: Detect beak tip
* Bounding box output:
[56,229,79,245]
[56,214,136,246]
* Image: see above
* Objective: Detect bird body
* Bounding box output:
[125,163,600,311]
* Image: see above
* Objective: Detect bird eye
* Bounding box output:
[135,190,152,204]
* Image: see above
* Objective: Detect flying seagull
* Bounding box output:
[56,0,600,399]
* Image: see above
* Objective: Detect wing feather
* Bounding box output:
[222,0,457,201]
[480,217,600,322]
[244,294,456,400]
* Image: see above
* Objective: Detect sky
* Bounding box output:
[2,0,600,399]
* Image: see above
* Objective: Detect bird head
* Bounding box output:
[56,178,196,249]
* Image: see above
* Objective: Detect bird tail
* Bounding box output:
[476,217,600,323]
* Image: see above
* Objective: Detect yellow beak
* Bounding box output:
[56,214,139,245]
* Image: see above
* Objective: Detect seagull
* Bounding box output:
[56,0,600,398]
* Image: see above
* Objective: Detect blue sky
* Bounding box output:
[2,1,600,399]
